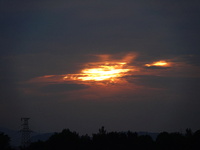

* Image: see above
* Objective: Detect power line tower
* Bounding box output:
[20,118,32,148]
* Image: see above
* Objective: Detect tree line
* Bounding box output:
[1,127,200,150]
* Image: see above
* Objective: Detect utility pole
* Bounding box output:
[20,118,32,148]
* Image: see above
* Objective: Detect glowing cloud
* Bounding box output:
[26,53,137,87]
[63,62,134,83]
[145,60,171,67]
[63,54,136,84]
[27,54,176,89]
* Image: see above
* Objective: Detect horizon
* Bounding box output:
[2,125,199,148]
[0,122,198,136]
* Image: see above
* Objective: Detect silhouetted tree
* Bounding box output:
[80,134,92,150]
[0,132,11,150]
[138,135,154,150]
[27,140,45,150]
[98,126,106,135]
[46,129,80,150]
[126,131,139,149]
[185,128,193,137]
[106,132,128,150]
[191,130,200,149]
[156,132,172,150]
[92,126,108,150]
[26,128,200,150]
[156,132,186,150]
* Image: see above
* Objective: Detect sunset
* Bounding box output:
[63,61,133,82]
[0,0,200,149]
[145,60,170,67]
[36,54,136,84]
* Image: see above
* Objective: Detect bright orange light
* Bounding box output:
[63,62,134,83]
[145,61,170,67]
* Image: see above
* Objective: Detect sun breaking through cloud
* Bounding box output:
[63,62,135,83]
[27,54,179,88]
[61,53,138,84]
[145,60,171,68]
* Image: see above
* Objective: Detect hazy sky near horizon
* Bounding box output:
[1,0,200,134]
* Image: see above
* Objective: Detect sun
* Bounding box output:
[63,61,134,83]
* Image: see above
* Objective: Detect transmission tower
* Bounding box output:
[20,118,32,148]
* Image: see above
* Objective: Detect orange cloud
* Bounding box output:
[145,60,171,68]
[62,53,137,84]
[22,53,200,101]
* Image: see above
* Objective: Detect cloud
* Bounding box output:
[129,75,200,94]
[144,66,171,69]
[38,83,89,94]
[1,0,200,57]
[174,55,200,67]
[19,53,200,96]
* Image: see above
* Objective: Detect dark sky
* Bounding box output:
[1,0,200,134]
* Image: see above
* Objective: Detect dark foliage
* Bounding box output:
[0,132,12,150]
[26,127,200,150]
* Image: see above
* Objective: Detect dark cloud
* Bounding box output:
[174,55,200,67]
[38,83,89,94]
[1,0,200,56]
[144,66,171,69]
[130,75,200,95]
[0,53,100,83]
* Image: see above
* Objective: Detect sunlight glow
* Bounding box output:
[63,62,134,83]
[145,61,170,67]
[28,54,176,88]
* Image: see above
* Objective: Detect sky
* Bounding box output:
[1,0,200,135]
